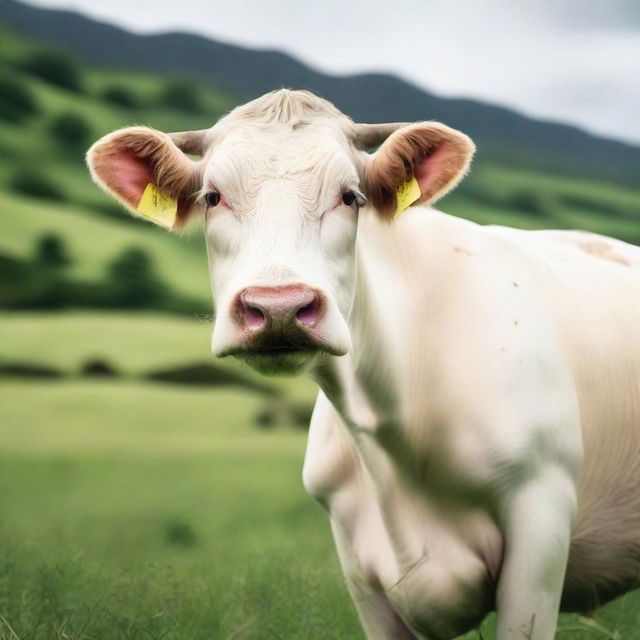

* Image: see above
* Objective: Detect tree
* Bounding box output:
[34,233,71,270]
[101,84,140,109]
[108,247,167,308]
[9,169,64,201]
[158,78,203,113]
[0,73,39,122]
[508,189,551,217]
[49,111,92,152]
[20,50,83,92]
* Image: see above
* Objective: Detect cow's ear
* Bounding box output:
[364,122,475,219]
[86,126,207,230]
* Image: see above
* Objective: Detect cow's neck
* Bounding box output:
[310,242,403,436]
[308,235,432,566]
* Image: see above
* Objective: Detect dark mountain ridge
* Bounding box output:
[2,0,639,184]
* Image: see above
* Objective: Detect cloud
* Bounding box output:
[24,0,640,144]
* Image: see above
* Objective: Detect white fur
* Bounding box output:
[90,90,640,640]
[202,101,640,639]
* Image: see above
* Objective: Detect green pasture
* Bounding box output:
[0,379,360,639]
[0,192,210,303]
[0,311,317,403]
[1,381,639,640]
[2,315,640,639]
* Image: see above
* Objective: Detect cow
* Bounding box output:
[87,89,640,640]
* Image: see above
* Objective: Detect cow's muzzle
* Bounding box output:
[219,284,340,358]
[237,284,322,335]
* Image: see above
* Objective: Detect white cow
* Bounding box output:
[87,89,640,639]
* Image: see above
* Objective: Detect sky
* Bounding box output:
[24,0,640,145]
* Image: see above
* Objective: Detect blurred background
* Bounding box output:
[0,1,639,638]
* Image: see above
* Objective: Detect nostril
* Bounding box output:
[296,297,320,327]
[239,297,267,330]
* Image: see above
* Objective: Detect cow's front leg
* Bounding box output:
[331,521,417,640]
[496,465,577,639]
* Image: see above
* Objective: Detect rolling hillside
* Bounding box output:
[2,0,640,185]
[1,18,640,317]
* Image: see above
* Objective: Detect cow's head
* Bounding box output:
[87,90,474,375]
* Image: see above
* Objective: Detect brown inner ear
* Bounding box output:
[365,124,473,219]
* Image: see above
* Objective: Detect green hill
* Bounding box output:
[1,20,639,316]
[3,0,640,185]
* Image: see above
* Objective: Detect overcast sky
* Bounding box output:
[25,0,640,145]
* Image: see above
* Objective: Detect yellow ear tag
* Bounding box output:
[394,176,421,217]
[137,183,177,229]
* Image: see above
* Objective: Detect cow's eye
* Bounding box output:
[342,191,356,206]
[205,190,220,207]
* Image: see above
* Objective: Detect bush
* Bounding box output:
[508,189,551,217]
[144,362,276,395]
[49,111,92,151]
[0,73,39,122]
[107,247,167,308]
[254,399,314,430]
[20,50,83,92]
[164,518,198,548]
[289,401,314,429]
[101,84,140,109]
[158,79,203,113]
[0,361,63,378]
[20,276,71,309]
[254,407,277,429]
[80,358,119,378]
[0,253,32,307]
[34,233,70,269]
[9,169,64,201]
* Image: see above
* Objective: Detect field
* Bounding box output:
[0,381,357,639]
[3,314,640,639]
[2,18,640,640]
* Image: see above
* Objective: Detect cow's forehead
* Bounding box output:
[213,120,350,164]
[202,120,360,209]
[219,88,350,127]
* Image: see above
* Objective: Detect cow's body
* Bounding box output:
[87,89,640,639]
[303,209,640,639]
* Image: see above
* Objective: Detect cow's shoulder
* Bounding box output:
[302,391,361,505]
[362,210,584,482]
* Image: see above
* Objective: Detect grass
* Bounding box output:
[0,380,359,639]
[2,378,640,639]
[0,311,318,402]
[0,310,215,374]
[1,316,640,638]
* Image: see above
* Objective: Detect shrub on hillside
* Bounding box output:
[9,169,65,201]
[164,518,198,548]
[0,361,63,379]
[0,73,39,122]
[107,247,167,308]
[289,401,315,429]
[34,233,71,270]
[508,189,551,217]
[158,79,203,113]
[254,399,314,430]
[20,50,83,92]
[49,111,92,152]
[80,358,119,378]
[144,362,276,395]
[0,253,33,307]
[101,84,140,109]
